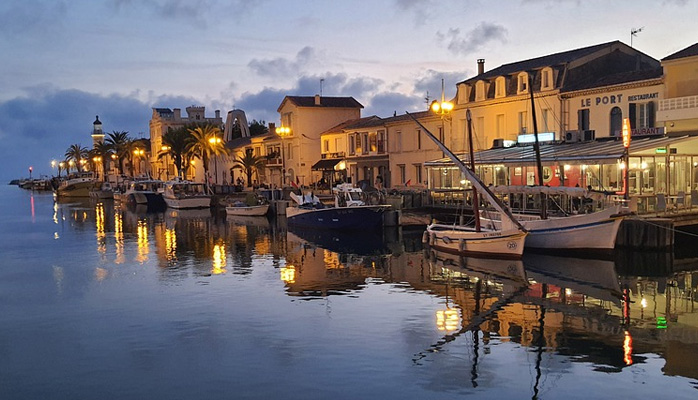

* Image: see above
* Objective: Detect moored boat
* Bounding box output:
[123,179,165,207]
[480,203,625,252]
[90,181,115,199]
[410,111,528,259]
[285,183,389,230]
[54,174,98,198]
[225,193,270,216]
[163,180,211,209]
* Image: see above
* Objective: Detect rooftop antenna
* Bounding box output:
[425,91,431,108]
[320,79,324,97]
[630,27,643,47]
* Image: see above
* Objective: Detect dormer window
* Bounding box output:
[457,83,469,104]
[475,80,486,101]
[495,77,506,98]
[517,72,528,94]
[541,67,553,90]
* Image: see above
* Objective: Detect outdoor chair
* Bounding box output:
[676,191,686,210]
[656,193,668,212]
[692,190,698,208]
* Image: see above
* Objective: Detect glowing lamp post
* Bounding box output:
[51,160,57,177]
[92,156,102,180]
[622,118,631,201]
[208,136,223,184]
[275,126,292,186]
[28,166,33,180]
[58,161,65,178]
[133,148,145,176]
[161,145,171,180]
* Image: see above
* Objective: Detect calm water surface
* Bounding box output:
[1,185,697,399]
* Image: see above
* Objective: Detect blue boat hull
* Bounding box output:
[287,206,387,230]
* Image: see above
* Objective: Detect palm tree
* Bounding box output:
[185,124,224,183]
[65,144,89,173]
[90,142,113,181]
[232,148,266,187]
[105,131,130,176]
[159,126,191,178]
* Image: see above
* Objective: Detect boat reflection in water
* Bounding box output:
[522,252,624,307]
[39,193,698,396]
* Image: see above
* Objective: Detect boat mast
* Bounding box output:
[528,73,547,219]
[405,112,525,232]
[466,110,481,232]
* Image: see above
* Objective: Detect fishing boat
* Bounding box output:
[54,173,98,198]
[476,76,628,252]
[89,181,115,199]
[162,179,211,209]
[123,179,165,207]
[410,111,528,259]
[285,183,389,230]
[225,193,269,216]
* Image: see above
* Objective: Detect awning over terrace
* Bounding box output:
[311,158,343,171]
[424,135,698,168]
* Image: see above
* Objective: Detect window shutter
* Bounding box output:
[647,101,655,127]
[628,103,637,129]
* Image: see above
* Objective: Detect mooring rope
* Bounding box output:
[634,217,698,238]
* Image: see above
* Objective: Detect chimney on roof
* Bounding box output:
[477,59,485,75]
[174,108,181,120]
[315,94,321,105]
[215,110,220,119]
[269,122,276,133]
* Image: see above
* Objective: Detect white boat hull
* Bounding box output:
[164,195,211,209]
[424,224,527,259]
[225,204,269,216]
[481,206,624,250]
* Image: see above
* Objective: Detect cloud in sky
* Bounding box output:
[248,46,320,77]
[437,22,508,56]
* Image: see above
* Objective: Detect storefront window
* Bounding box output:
[601,163,623,192]
[670,156,689,195]
[656,158,667,193]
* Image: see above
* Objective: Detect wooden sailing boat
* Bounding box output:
[479,73,626,253]
[411,111,528,259]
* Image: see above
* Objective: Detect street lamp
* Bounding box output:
[133,148,145,176]
[275,126,292,186]
[208,136,223,185]
[161,145,171,180]
[431,79,454,117]
[58,161,65,178]
[93,156,102,180]
[51,160,57,177]
[29,166,33,180]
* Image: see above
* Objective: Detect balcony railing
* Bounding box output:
[659,95,698,111]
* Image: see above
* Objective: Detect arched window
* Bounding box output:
[610,107,623,137]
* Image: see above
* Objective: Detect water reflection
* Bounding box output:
[47,196,698,388]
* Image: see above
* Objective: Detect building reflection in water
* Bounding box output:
[50,197,698,385]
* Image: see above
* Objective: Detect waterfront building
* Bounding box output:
[275,95,363,187]
[658,43,698,136]
[423,41,698,212]
[148,106,223,181]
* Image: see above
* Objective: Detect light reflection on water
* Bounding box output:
[1,187,698,399]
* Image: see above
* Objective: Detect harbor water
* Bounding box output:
[1,185,697,399]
